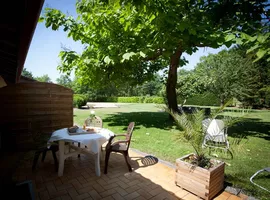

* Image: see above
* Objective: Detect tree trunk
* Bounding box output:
[166,48,182,113]
[220,96,225,106]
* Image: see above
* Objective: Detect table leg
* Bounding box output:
[58,140,65,176]
[95,148,101,176]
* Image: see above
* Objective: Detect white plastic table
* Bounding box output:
[48,127,114,177]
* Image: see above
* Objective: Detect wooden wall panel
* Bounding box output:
[0,82,73,150]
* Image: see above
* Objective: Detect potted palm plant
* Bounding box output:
[165,101,247,200]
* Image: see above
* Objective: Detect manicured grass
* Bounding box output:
[74,103,270,199]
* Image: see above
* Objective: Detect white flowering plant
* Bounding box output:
[89,110,95,120]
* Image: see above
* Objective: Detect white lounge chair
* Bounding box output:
[202,119,230,151]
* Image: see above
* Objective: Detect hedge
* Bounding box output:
[117,97,141,103]
[144,96,165,104]
[87,96,165,104]
[74,93,219,106]
[178,92,220,106]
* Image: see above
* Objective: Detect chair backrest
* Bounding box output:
[84,116,103,128]
[126,122,135,149]
[206,119,226,137]
[202,118,211,132]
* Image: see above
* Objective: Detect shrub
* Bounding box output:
[73,94,88,108]
[106,97,118,102]
[117,97,140,103]
[139,96,145,103]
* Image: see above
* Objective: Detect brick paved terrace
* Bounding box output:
[13,149,248,200]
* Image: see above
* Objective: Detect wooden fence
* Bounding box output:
[0,82,73,150]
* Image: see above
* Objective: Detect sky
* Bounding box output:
[24,0,227,83]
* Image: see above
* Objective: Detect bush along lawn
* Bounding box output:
[74,103,270,199]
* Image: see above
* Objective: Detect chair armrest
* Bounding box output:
[111,140,128,146]
[107,135,116,144]
[115,134,127,137]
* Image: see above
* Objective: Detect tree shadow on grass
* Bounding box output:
[103,111,174,130]
[103,111,270,140]
[224,118,270,140]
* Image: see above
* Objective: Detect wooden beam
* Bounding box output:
[16,0,45,83]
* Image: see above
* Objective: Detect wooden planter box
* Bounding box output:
[175,154,225,200]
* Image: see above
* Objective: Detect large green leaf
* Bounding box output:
[254,49,267,62]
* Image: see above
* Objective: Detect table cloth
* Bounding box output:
[48,127,114,176]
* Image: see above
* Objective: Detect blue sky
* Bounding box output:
[24,0,226,82]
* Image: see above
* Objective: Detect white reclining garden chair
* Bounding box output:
[202,119,230,151]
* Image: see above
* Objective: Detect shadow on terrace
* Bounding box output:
[12,150,187,200]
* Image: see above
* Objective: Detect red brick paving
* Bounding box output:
[13,149,247,200]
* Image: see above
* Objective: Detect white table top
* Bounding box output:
[48,127,114,153]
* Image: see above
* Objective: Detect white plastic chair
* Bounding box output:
[202,119,229,150]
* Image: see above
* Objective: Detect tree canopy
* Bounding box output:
[195,49,259,105]
[41,0,269,112]
[35,74,52,83]
[22,68,34,79]
[176,47,270,107]
[56,75,73,88]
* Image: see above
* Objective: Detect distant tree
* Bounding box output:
[195,48,259,105]
[72,76,118,95]
[22,68,34,79]
[56,75,73,88]
[72,76,89,94]
[35,74,52,83]
[176,69,207,102]
[41,0,268,112]
[137,74,163,96]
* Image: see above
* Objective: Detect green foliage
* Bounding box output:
[139,96,145,103]
[236,32,270,62]
[177,46,270,108]
[41,0,268,112]
[99,96,118,102]
[178,92,220,106]
[194,48,261,105]
[258,86,270,108]
[177,69,208,100]
[35,74,52,83]
[144,96,164,104]
[56,75,73,88]
[137,75,163,96]
[91,96,164,104]
[22,68,34,79]
[117,97,140,103]
[168,108,206,160]
[73,94,88,108]
[71,73,163,101]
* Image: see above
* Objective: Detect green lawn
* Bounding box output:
[74,103,270,199]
